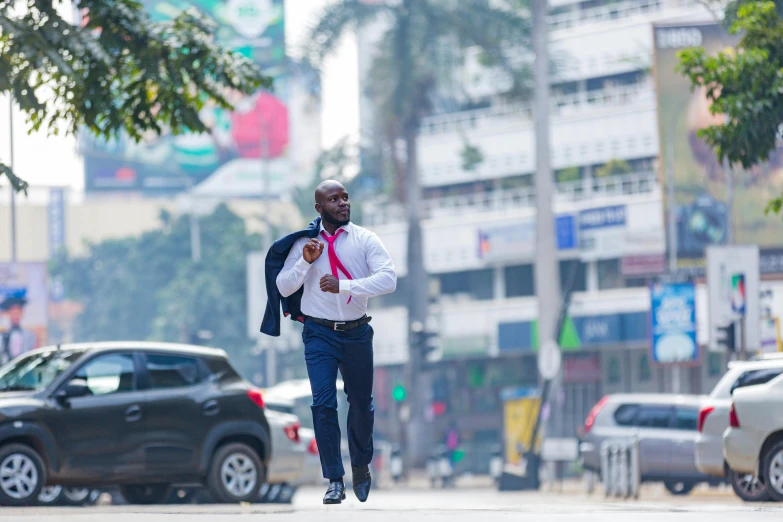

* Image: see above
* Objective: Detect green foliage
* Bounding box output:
[677,1,783,215]
[0,0,271,191]
[595,159,632,178]
[460,142,484,172]
[556,166,581,183]
[51,204,262,359]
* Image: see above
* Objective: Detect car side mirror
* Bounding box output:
[56,378,90,405]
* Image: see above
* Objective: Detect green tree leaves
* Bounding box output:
[677,1,783,215]
[51,204,263,358]
[0,0,271,190]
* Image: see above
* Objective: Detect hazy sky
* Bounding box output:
[0,0,359,192]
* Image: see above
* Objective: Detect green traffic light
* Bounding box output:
[392,384,407,401]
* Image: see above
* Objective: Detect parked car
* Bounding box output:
[261,379,394,489]
[696,359,783,501]
[724,373,783,501]
[264,396,321,489]
[0,342,271,506]
[580,394,719,495]
[262,379,352,486]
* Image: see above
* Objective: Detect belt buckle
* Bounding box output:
[333,321,346,331]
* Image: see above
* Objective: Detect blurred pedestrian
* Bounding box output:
[0,291,37,364]
[262,180,397,504]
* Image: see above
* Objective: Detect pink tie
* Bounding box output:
[321,229,353,304]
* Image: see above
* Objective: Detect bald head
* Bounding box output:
[314,180,351,229]
[314,180,346,204]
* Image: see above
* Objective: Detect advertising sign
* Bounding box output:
[81,0,306,198]
[706,245,761,351]
[502,391,542,466]
[654,22,783,265]
[478,214,577,262]
[0,264,48,360]
[650,282,699,365]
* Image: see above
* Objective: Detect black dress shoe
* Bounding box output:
[323,481,346,504]
[352,466,372,502]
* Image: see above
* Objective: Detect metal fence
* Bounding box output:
[599,438,640,499]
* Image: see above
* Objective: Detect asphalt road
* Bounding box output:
[2,486,782,521]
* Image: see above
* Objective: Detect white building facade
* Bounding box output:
[355,0,783,470]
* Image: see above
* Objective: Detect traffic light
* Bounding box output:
[716,322,737,352]
[411,328,439,357]
[392,383,407,402]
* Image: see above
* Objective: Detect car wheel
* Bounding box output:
[729,470,770,502]
[762,440,783,502]
[118,484,170,505]
[62,487,93,506]
[37,485,64,506]
[208,442,264,504]
[0,444,47,506]
[663,480,695,496]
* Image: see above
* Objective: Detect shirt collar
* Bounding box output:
[319,221,352,236]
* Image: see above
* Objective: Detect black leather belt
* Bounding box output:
[305,315,372,332]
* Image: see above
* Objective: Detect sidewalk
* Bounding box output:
[390,471,739,502]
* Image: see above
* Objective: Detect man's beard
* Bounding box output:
[322,209,350,226]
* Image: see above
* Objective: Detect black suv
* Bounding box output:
[0,342,271,506]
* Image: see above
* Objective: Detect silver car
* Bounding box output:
[580,394,716,495]
[696,360,783,502]
[263,396,307,489]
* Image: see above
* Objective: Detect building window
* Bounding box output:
[560,260,587,292]
[597,258,623,290]
[439,269,494,301]
[505,264,535,297]
[608,356,621,384]
[638,353,651,382]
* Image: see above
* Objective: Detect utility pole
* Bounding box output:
[262,113,276,387]
[404,127,430,469]
[9,96,17,263]
[533,0,563,449]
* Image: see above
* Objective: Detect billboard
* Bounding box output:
[653,22,783,265]
[81,0,311,197]
[650,282,698,366]
[0,264,48,361]
[706,245,761,351]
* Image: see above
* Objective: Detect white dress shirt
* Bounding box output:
[276,222,397,322]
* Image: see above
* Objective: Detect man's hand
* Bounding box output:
[320,274,340,294]
[303,239,324,264]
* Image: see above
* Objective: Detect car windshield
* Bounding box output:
[0,350,85,392]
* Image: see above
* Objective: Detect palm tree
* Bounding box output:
[307,0,531,464]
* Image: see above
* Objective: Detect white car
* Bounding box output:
[696,359,783,501]
[724,373,783,501]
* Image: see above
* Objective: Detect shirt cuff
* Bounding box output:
[339,279,352,294]
[296,256,314,270]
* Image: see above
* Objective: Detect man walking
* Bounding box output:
[261,180,397,504]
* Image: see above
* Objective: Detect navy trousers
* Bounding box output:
[303,320,375,479]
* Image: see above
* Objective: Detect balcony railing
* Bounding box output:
[361,171,659,227]
[547,0,697,31]
[419,84,654,136]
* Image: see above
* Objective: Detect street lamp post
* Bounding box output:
[533,0,562,445]
[9,96,17,263]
